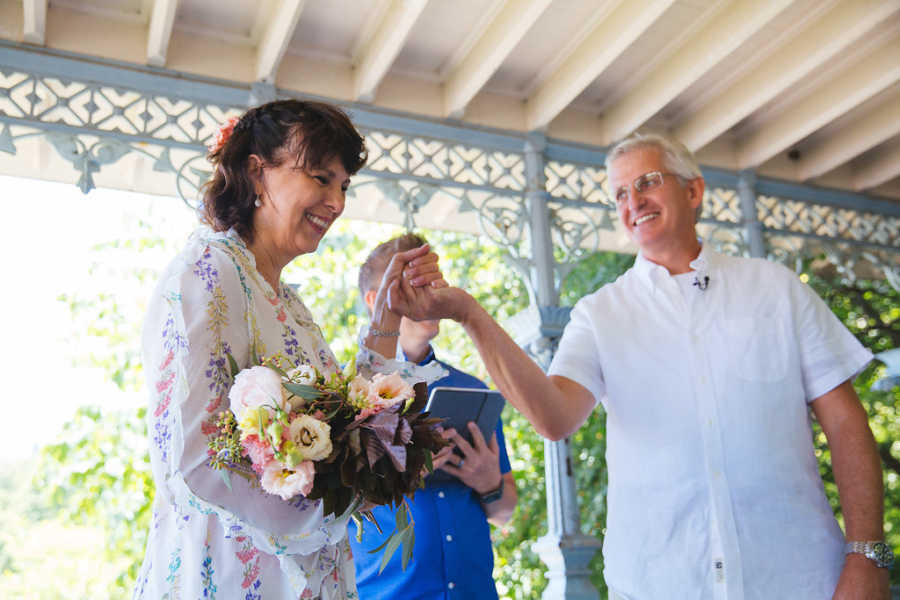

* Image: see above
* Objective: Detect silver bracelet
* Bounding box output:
[369,327,400,337]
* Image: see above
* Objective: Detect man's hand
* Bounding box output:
[438,423,502,495]
[832,553,890,599]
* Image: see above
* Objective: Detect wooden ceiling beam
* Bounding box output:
[855,137,900,191]
[525,0,676,131]
[22,0,47,45]
[674,0,900,152]
[443,0,551,119]
[353,0,429,102]
[256,0,307,84]
[737,36,900,169]
[598,0,795,145]
[146,0,179,67]
[797,95,900,181]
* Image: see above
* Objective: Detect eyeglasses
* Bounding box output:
[612,171,678,205]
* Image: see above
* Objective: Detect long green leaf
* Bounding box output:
[401,526,415,571]
[378,529,406,574]
[226,353,240,379]
[283,382,324,400]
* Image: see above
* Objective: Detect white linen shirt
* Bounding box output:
[548,244,872,600]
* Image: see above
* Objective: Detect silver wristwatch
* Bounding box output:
[844,541,894,569]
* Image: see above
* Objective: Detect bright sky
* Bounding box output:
[0,175,196,461]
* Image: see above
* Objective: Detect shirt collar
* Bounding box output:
[632,239,717,293]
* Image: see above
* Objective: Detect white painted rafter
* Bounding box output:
[22,0,47,45]
[525,0,676,131]
[146,0,179,67]
[674,0,900,152]
[736,36,900,169]
[256,0,307,83]
[797,94,900,181]
[353,0,429,102]
[443,0,552,119]
[597,0,795,145]
[855,137,900,191]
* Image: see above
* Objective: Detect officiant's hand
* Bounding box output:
[438,423,503,496]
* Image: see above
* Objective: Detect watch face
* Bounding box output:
[871,542,894,568]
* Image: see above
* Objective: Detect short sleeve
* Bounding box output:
[548,297,604,407]
[142,241,348,560]
[787,273,873,401]
[495,419,511,474]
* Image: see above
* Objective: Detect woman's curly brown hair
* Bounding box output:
[202,100,367,243]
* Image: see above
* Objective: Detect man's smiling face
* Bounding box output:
[609,146,701,260]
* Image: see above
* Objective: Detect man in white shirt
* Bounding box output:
[397,132,891,599]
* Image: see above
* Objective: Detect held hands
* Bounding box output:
[370,244,446,328]
[435,422,503,495]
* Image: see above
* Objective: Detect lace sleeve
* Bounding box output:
[355,324,448,384]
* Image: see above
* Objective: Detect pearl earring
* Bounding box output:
[254,194,262,208]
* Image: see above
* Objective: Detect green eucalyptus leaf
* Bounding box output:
[283,383,324,400]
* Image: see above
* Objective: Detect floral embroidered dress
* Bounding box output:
[136,226,363,599]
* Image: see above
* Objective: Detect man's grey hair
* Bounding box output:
[605,131,704,222]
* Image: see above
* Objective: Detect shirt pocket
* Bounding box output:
[721,315,790,382]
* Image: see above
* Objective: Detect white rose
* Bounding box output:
[229,366,285,421]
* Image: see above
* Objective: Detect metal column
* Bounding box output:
[523,133,601,600]
[737,170,766,259]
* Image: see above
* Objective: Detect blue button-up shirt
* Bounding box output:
[349,348,512,600]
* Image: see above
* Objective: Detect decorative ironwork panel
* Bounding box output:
[758,195,900,248]
[544,161,612,207]
[701,187,742,224]
[0,69,241,148]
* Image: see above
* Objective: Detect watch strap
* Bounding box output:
[479,481,504,504]
[845,540,894,569]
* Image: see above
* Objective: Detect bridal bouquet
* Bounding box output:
[207,353,447,570]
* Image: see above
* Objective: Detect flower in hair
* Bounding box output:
[208,116,240,154]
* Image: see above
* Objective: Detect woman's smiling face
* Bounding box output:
[252,151,351,262]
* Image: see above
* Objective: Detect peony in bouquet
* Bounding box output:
[207,352,447,570]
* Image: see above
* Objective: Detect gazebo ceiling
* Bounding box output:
[1,0,899,203]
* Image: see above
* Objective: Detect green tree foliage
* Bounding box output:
[802,264,900,584]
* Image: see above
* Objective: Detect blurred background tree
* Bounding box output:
[9,203,898,599]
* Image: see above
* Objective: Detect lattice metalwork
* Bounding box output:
[1,61,898,293]
[360,130,525,194]
[0,69,241,148]
[701,187,742,224]
[0,123,209,199]
[544,161,612,207]
[699,223,750,258]
[758,195,900,249]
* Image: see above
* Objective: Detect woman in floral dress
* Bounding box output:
[135,100,444,599]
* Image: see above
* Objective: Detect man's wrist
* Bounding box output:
[478,475,504,504]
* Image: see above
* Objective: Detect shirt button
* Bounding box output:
[448,582,455,590]
[445,534,453,542]
[438,491,445,498]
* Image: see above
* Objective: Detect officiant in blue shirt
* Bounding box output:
[350,233,518,599]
